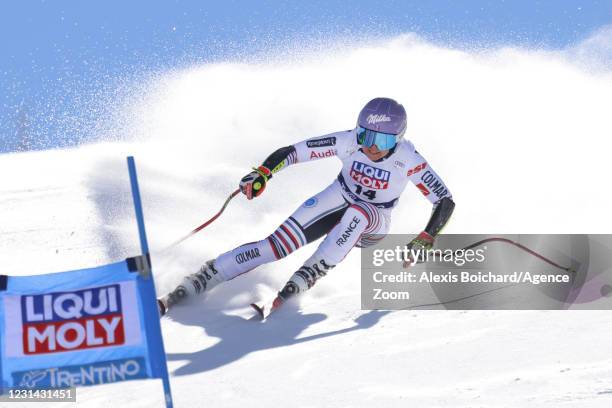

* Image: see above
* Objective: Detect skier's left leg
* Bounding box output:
[276,201,390,303]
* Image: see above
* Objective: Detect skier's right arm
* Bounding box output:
[240,130,356,199]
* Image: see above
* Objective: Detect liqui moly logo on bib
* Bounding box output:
[21,284,125,354]
[350,161,390,189]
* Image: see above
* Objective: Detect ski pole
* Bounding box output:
[161,188,241,252]
[459,237,575,273]
[405,236,575,273]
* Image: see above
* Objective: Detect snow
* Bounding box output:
[2,34,612,407]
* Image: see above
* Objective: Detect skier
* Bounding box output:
[158,97,455,316]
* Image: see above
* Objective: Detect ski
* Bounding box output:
[250,303,266,320]
[250,295,285,321]
[157,299,168,317]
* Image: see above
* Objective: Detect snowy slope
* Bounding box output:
[2,33,612,407]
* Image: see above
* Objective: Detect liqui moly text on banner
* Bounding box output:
[21,284,125,354]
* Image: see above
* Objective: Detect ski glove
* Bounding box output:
[407,231,435,252]
[404,231,435,268]
[239,165,272,200]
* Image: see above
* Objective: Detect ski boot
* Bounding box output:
[158,260,224,316]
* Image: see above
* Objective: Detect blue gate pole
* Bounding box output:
[127,156,174,408]
[127,156,151,258]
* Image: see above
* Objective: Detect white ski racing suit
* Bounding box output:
[206,128,454,296]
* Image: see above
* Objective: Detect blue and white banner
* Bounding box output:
[0,256,168,391]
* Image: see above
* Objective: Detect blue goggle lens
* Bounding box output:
[356,127,397,150]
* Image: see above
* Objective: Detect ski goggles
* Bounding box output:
[356,126,398,150]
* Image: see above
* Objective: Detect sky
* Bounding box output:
[1,0,611,153]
